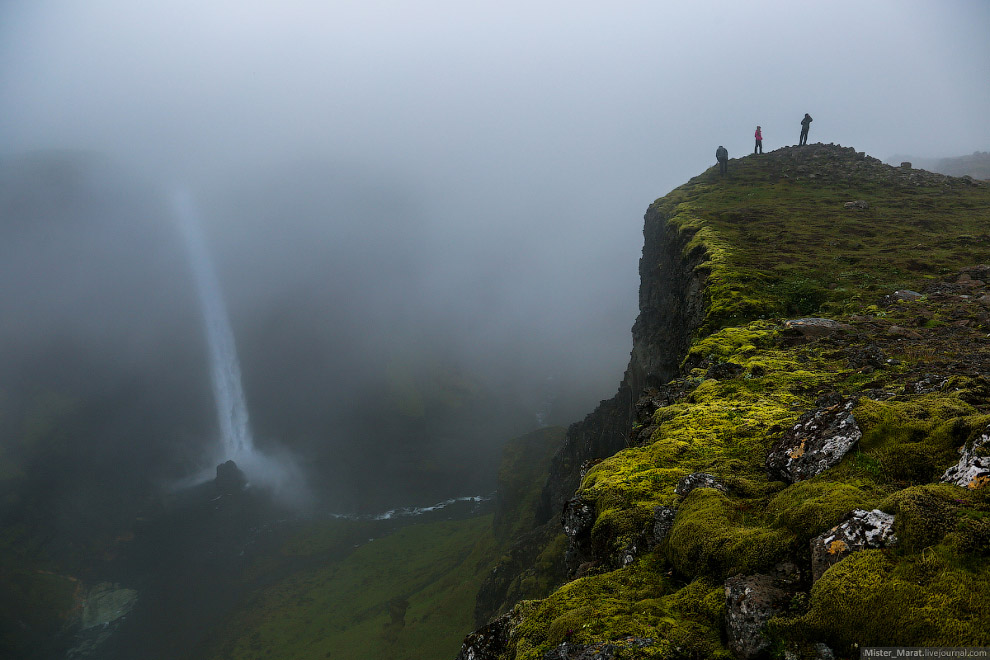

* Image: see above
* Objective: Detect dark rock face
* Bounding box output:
[562,497,596,576]
[536,216,708,523]
[766,394,861,483]
[542,636,655,660]
[675,472,728,497]
[941,426,990,490]
[214,460,247,494]
[455,612,515,660]
[810,509,896,581]
[706,361,744,380]
[629,379,699,445]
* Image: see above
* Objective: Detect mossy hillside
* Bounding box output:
[650,145,990,332]
[210,516,497,660]
[489,149,990,657]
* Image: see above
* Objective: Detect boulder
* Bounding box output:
[456,612,515,660]
[941,427,990,490]
[80,582,138,629]
[706,361,745,380]
[724,574,791,659]
[649,505,677,548]
[843,200,869,210]
[215,459,247,494]
[810,509,896,581]
[675,472,728,496]
[766,394,861,483]
[893,289,924,300]
[783,318,850,338]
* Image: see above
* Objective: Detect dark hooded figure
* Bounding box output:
[716,145,728,174]
[799,113,813,145]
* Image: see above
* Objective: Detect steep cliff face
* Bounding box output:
[536,206,709,525]
[461,144,990,660]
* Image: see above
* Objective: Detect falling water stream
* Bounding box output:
[172,188,255,461]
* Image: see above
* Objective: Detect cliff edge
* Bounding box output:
[461,144,990,659]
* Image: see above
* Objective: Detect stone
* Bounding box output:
[904,374,949,395]
[766,394,861,483]
[724,573,791,659]
[649,505,677,548]
[675,472,728,496]
[893,289,924,300]
[456,612,515,660]
[901,161,912,169]
[810,509,897,581]
[783,317,850,338]
[941,426,990,490]
[843,200,869,209]
[888,325,923,339]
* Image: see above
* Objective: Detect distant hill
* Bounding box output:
[887,150,990,180]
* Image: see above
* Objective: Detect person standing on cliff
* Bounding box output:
[799,113,813,145]
[754,126,763,154]
[716,145,728,174]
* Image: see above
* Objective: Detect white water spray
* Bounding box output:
[172,188,254,461]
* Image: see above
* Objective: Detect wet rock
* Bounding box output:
[811,509,896,581]
[675,472,728,496]
[941,426,990,490]
[766,394,861,483]
[724,573,791,659]
[456,612,515,660]
[542,636,655,660]
[215,459,247,494]
[783,318,850,338]
[843,200,869,209]
[562,497,595,576]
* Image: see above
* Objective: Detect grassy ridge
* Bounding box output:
[497,147,990,658]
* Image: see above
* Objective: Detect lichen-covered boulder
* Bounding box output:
[810,509,896,581]
[766,394,861,483]
[941,427,990,489]
[675,472,728,496]
[724,573,791,659]
[649,505,677,548]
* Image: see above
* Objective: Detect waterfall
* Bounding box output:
[172,188,255,460]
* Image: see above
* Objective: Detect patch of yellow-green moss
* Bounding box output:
[509,563,729,660]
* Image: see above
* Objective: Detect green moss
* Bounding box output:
[665,489,794,579]
[879,485,962,552]
[510,565,729,660]
[767,480,883,540]
[786,549,990,651]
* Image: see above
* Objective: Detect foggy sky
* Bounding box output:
[1,1,989,500]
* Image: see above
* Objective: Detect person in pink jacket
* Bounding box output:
[754,126,763,154]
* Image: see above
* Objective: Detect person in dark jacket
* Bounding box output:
[754,126,763,154]
[799,113,813,145]
[716,145,728,174]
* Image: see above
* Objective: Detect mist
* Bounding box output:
[1,0,988,515]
